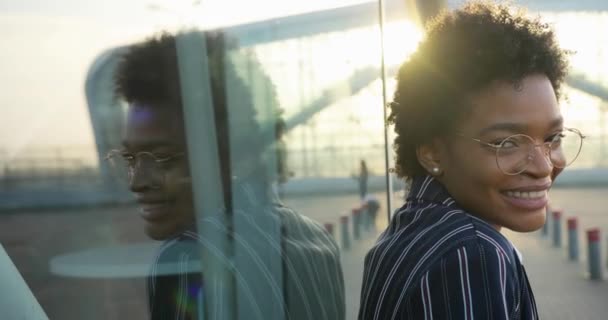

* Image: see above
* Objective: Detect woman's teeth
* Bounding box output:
[504,190,546,199]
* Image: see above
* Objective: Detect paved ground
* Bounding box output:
[1,187,606,319]
[283,191,391,320]
[286,187,608,319]
[506,229,608,320]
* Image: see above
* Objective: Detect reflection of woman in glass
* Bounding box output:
[360,2,583,319]
[112,31,344,320]
[275,116,290,198]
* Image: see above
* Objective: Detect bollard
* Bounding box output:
[552,209,562,247]
[361,203,371,232]
[340,215,350,250]
[587,228,603,280]
[366,198,380,231]
[541,206,550,236]
[324,223,335,239]
[567,217,579,261]
[545,207,553,237]
[352,208,361,240]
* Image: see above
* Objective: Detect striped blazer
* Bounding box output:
[147,182,345,320]
[359,176,538,320]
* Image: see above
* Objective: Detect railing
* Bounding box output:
[0,148,101,190]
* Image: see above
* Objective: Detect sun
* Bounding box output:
[382,20,424,68]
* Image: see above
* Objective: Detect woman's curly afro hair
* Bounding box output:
[388,1,570,180]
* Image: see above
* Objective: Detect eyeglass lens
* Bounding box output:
[107,152,165,183]
[496,130,583,175]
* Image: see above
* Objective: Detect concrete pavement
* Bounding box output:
[285,187,608,319]
[0,187,605,319]
[506,229,608,320]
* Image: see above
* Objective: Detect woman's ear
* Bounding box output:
[416,140,444,176]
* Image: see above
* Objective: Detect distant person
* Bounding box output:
[359,2,584,319]
[362,193,380,230]
[358,160,368,199]
[109,30,344,320]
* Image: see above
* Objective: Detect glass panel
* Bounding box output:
[381,6,424,217]
[218,3,411,317]
[523,5,608,319]
[5,1,607,319]
[0,1,416,319]
[539,11,608,170]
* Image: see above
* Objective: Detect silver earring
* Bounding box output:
[432,167,440,175]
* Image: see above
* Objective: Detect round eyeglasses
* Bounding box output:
[457,128,585,175]
[104,149,186,183]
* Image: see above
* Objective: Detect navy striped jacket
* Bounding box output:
[359,176,538,320]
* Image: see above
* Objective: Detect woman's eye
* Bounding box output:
[121,154,136,164]
[498,139,518,148]
[156,155,183,168]
[548,132,565,143]
[488,138,513,147]
[489,141,503,147]
[157,158,176,165]
[154,154,173,161]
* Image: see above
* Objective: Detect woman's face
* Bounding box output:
[124,104,194,240]
[436,74,563,232]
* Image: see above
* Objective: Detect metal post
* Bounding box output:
[176,33,234,320]
[324,223,335,239]
[366,197,380,232]
[341,215,351,250]
[541,206,550,236]
[553,209,562,247]
[587,228,603,280]
[377,0,394,217]
[567,217,579,261]
[352,208,361,240]
[361,203,370,232]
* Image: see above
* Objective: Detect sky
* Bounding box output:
[0,0,375,163]
[1,0,607,168]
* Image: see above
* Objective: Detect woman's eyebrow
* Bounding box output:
[477,122,527,136]
[477,117,564,136]
[120,140,178,151]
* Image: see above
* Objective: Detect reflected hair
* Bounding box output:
[113,30,280,205]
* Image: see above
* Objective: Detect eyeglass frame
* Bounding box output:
[104,149,187,182]
[454,127,585,176]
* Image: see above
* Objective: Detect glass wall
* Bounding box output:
[0,0,414,319]
[543,11,608,169]
[2,1,608,319]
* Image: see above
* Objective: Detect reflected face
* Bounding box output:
[437,74,563,232]
[123,104,194,240]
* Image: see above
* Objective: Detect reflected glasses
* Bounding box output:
[456,128,585,175]
[104,149,186,183]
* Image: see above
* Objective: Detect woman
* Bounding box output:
[359,2,584,319]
